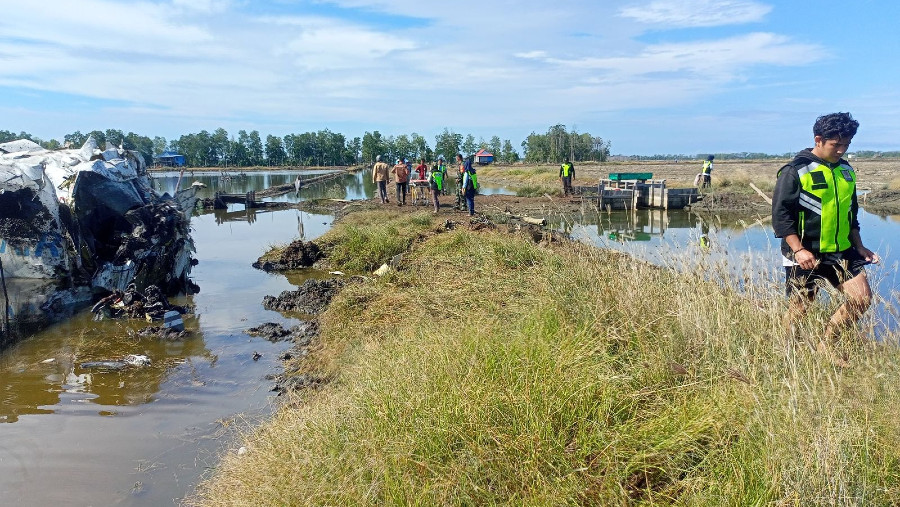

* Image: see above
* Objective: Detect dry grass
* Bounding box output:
[190,212,900,506]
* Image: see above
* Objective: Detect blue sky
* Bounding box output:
[1,0,898,155]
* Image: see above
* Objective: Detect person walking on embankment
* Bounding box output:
[694,155,714,188]
[771,112,879,364]
[372,155,390,203]
[460,154,479,216]
[428,162,444,213]
[454,153,466,211]
[391,158,410,206]
[559,157,575,196]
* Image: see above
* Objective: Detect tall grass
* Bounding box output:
[191,212,900,506]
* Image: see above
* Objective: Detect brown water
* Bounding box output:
[0,174,343,505]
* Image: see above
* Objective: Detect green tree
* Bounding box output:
[64,131,88,148]
[501,139,519,163]
[105,129,125,148]
[247,130,264,166]
[489,136,502,158]
[211,128,229,166]
[87,130,107,148]
[410,133,429,161]
[265,135,286,166]
[434,128,461,161]
[462,134,477,156]
[152,136,168,156]
[362,131,386,164]
[345,136,362,165]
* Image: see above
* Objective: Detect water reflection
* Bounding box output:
[0,308,210,423]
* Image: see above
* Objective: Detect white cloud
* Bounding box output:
[265,16,417,70]
[515,51,549,60]
[530,33,821,82]
[619,0,772,27]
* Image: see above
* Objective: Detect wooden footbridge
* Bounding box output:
[211,191,263,209]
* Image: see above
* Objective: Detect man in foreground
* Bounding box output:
[771,112,879,360]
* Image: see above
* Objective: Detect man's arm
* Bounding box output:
[771,164,800,239]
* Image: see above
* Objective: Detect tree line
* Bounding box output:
[2,125,612,168]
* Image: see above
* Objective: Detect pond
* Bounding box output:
[1,170,897,505]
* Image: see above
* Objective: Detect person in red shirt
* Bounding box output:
[414,158,427,181]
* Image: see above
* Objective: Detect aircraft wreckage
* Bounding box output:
[0,137,199,345]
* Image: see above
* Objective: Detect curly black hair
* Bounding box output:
[813,112,859,140]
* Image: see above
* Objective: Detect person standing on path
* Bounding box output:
[454,153,466,211]
[372,155,390,203]
[428,162,444,213]
[559,157,575,196]
[772,112,879,364]
[695,155,714,188]
[461,155,478,216]
[391,158,410,206]
[436,155,449,195]
[414,158,427,181]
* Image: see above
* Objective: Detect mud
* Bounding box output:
[133,325,192,341]
[252,240,323,272]
[861,189,900,215]
[262,278,345,315]
[685,191,771,214]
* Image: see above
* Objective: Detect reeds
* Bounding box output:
[190,212,900,506]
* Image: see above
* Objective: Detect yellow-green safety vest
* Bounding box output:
[795,161,856,252]
[561,163,573,177]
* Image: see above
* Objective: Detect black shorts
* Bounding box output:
[784,249,868,298]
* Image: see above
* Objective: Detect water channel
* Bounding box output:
[2,169,898,505]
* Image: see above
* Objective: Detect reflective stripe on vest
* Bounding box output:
[702,160,712,175]
[797,161,855,252]
[561,163,572,177]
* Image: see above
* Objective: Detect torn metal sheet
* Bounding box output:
[0,137,200,338]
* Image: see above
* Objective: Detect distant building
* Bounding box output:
[474,149,494,165]
[154,151,186,167]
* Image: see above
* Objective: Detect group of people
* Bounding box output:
[372,153,479,215]
[367,113,880,364]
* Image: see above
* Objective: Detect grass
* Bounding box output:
[190,211,900,506]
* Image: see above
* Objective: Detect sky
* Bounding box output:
[1,0,899,156]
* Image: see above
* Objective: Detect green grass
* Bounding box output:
[190,212,900,506]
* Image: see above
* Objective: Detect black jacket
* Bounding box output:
[771,149,860,256]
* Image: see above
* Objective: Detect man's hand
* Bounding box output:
[794,249,817,270]
[856,245,880,264]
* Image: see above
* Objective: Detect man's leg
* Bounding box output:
[825,271,873,341]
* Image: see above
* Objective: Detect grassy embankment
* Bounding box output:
[191,210,900,505]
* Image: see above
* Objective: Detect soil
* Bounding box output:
[262,278,346,315]
[253,240,323,272]
[860,189,900,215]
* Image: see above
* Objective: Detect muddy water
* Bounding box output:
[2,171,898,505]
[0,175,344,505]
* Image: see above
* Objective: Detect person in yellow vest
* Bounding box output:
[428,161,444,213]
[559,157,575,196]
[772,112,879,363]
